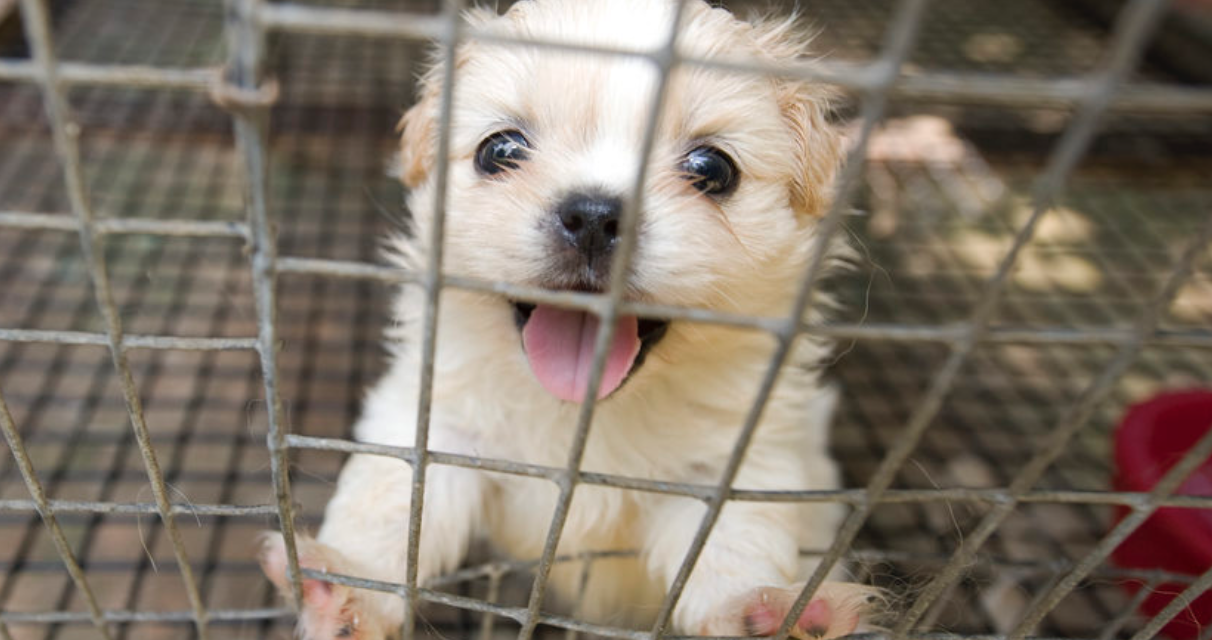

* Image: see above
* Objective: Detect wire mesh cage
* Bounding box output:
[1,0,1211,639]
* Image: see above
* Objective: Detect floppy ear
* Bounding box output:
[748,15,842,217]
[778,80,841,218]
[396,68,441,189]
[397,7,501,189]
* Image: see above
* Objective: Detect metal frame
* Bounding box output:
[1,0,1210,639]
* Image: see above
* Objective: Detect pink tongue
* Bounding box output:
[521,305,641,403]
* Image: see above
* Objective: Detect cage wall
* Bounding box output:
[0,0,1211,639]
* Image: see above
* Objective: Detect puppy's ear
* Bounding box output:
[778,80,841,217]
[397,8,500,189]
[750,15,842,217]
[397,68,441,189]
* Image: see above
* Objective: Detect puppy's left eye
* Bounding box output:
[679,146,738,196]
[476,130,531,176]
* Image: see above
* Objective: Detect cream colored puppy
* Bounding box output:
[261,1,874,638]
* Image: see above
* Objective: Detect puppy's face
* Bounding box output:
[399,0,840,403]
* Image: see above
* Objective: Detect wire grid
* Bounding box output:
[0,0,1211,639]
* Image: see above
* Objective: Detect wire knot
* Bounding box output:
[208,68,280,111]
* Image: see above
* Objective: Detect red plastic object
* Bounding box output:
[1112,390,1212,640]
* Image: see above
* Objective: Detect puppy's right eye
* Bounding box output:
[475,130,531,176]
[679,145,738,197]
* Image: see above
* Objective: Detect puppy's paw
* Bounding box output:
[259,531,387,639]
[738,582,881,639]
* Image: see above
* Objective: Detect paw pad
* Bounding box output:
[740,583,873,639]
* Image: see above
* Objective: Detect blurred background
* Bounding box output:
[0,0,1209,638]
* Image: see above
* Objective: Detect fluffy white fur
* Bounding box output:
[260,1,875,638]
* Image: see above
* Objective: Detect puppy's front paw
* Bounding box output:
[259,532,388,639]
[737,582,880,639]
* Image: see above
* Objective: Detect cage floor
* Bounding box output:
[1,1,1211,639]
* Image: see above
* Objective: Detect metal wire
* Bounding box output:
[770,1,1199,638]
[3,246,1211,349]
[1,0,1210,638]
[753,2,934,638]
[221,0,310,614]
[1127,566,1212,640]
[0,608,291,625]
[891,0,1187,634]
[285,434,1212,509]
[1006,228,1212,634]
[1097,582,1155,640]
[0,499,277,517]
[400,1,465,637]
[15,0,213,636]
[0,388,113,638]
[0,547,1199,631]
[514,4,691,639]
[6,4,1212,111]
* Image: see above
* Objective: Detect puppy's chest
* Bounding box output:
[437,402,740,483]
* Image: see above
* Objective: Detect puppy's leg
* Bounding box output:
[261,453,484,639]
[646,472,872,638]
[260,531,380,639]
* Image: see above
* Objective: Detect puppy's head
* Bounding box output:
[398,0,841,403]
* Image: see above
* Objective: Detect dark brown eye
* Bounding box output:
[475,130,530,175]
[679,145,738,196]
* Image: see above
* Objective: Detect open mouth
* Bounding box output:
[512,301,668,403]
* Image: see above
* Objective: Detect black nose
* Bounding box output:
[555,192,622,260]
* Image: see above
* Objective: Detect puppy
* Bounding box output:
[261,1,874,637]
